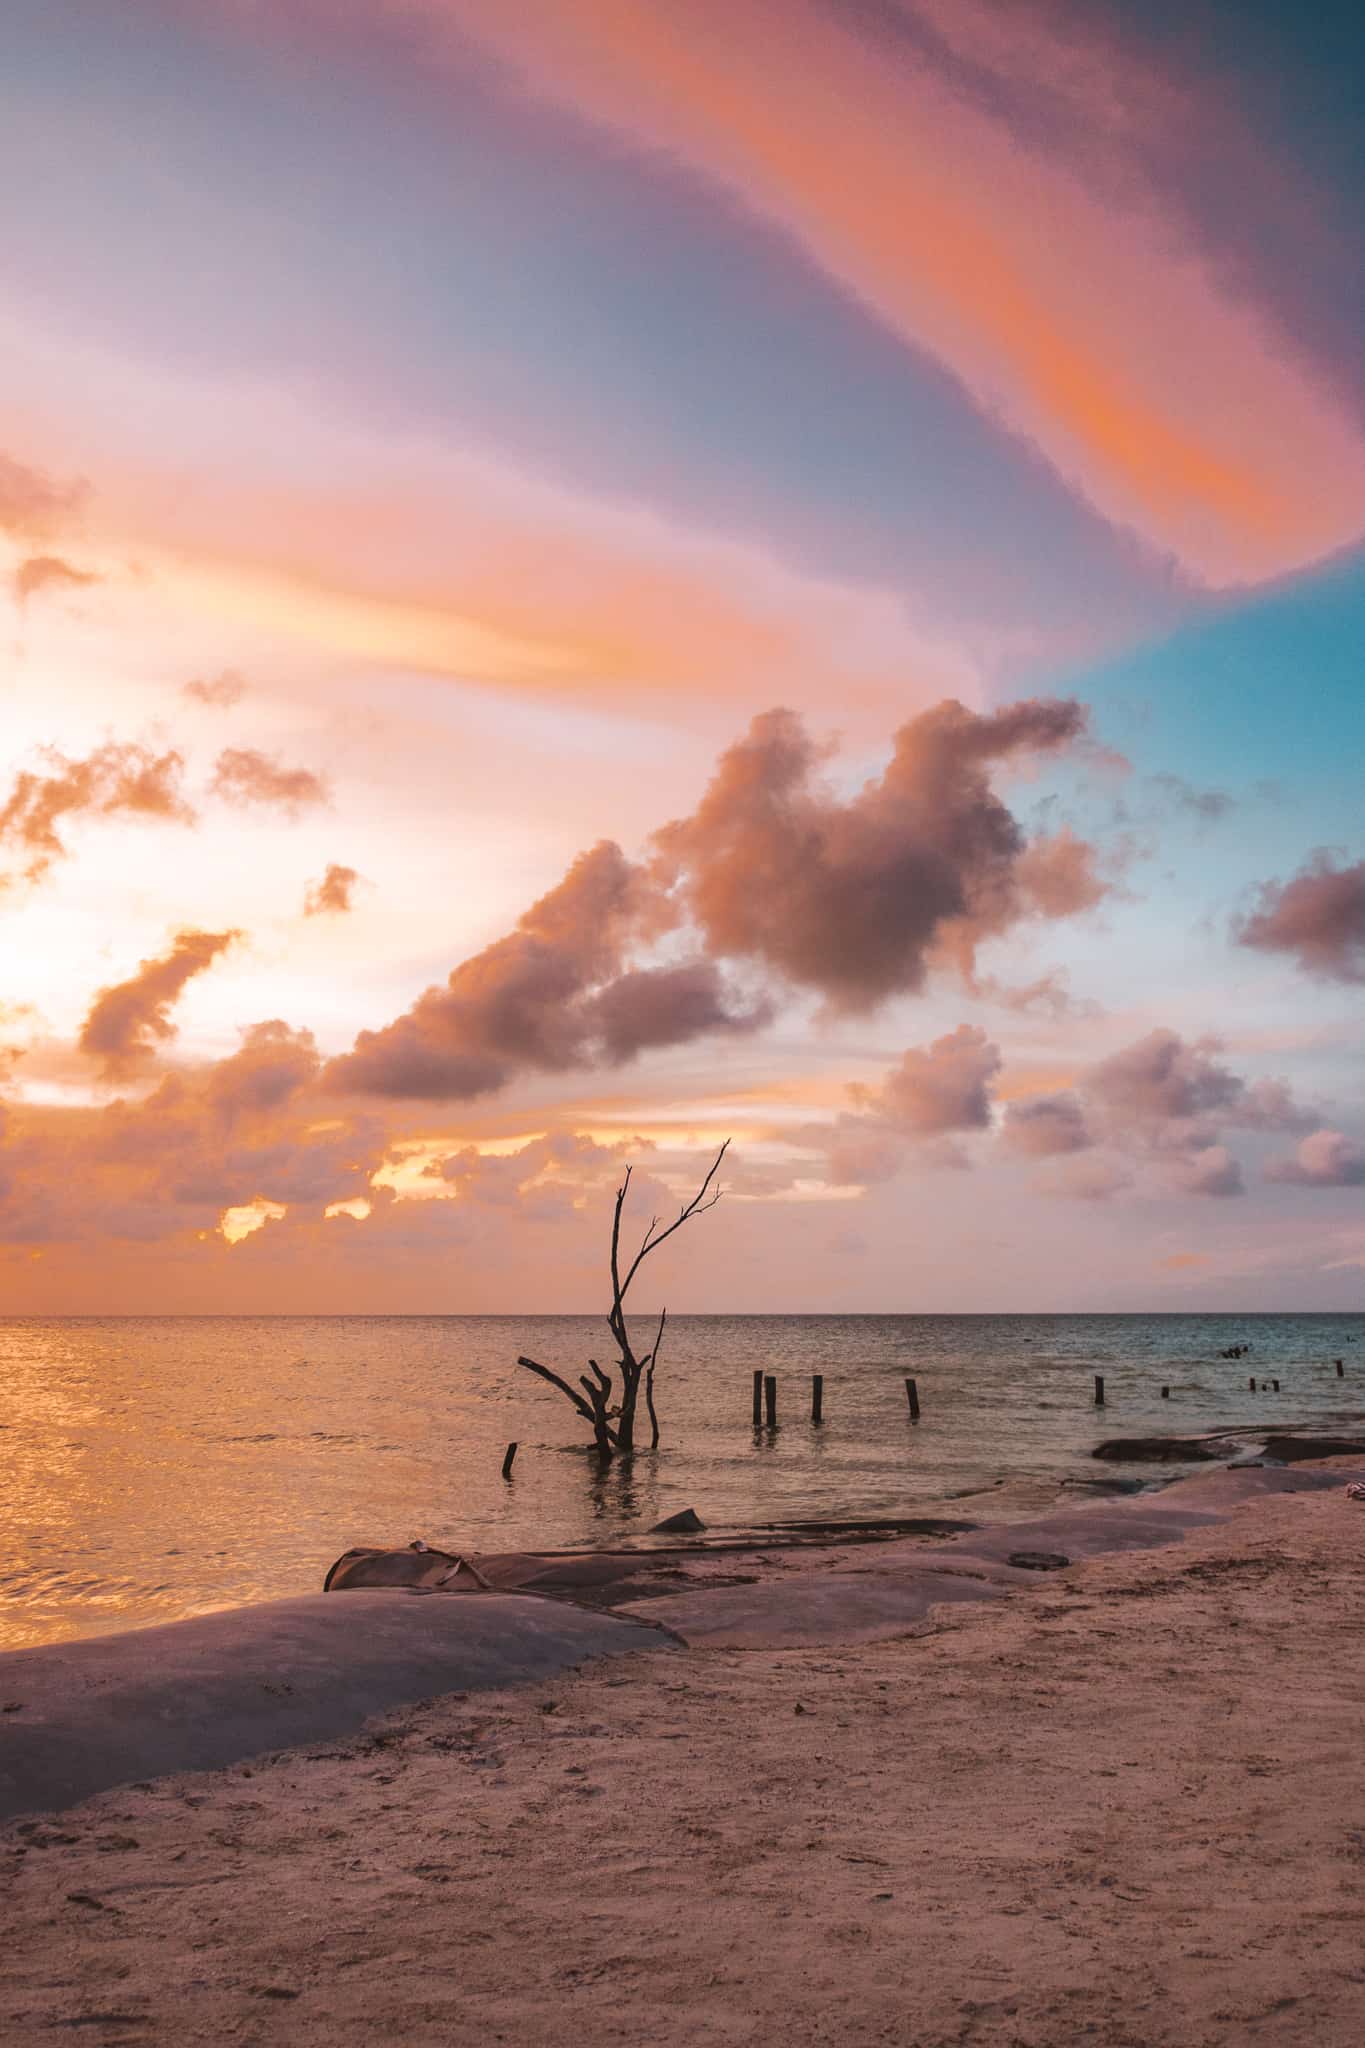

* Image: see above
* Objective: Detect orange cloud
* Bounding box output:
[12,554,99,606]
[303,863,362,917]
[79,927,240,1082]
[441,0,1365,582]
[209,747,330,815]
[0,742,194,886]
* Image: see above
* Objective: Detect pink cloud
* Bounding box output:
[1265,1129,1365,1188]
[438,0,1365,582]
[325,698,1094,1101]
[1237,853,1365,984]
[853,1025,1001,1136]
[1000,1092,1091,1157]
[655,697,1095,1009]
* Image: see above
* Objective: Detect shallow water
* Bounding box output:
[1,1313,1360,1647]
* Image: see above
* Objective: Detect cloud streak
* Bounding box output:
[441,0,1365,582]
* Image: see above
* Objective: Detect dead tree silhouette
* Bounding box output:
[516,1140,729,1462]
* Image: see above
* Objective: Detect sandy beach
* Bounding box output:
[2,1462,1362,2046]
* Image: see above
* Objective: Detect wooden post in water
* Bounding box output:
[1249,1376,1256,1391]
[764,1374,778,1428]
[905,1377,920,1421]
[752,1369,764,1427]
[811,1374,824,1424]
[1093,1374,1105,1407]
[1336,1359,1345,1377]
[1272,1379,1280,1392]
[501,1441,518,1480]
[1161,1385,1170,1399]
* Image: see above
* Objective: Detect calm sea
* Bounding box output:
[2,1313,1361,1649]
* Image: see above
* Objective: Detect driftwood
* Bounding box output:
[517,1141,727,1462]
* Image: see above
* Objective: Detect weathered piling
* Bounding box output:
[752,1368,764,1427]
[1094,1374,1105,1407]
[1161,1385,1170,1399]
[501,1441,518,1480]
[1249,1376,1256,1391]
[811,1374,824,1424]
[1336,1359,1345,1377]
[1272,1379,1281,1392]
[764,1374,778,1428]
[905,1376,920,1421]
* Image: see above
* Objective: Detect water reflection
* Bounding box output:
[1,1312,1361,1649]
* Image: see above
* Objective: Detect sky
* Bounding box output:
[1,0,1363,1313]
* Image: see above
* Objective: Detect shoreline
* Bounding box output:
[1,1456,1362,2043]
[3,1439,1362,1820]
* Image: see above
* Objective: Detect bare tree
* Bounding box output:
[517,1140,729,1461]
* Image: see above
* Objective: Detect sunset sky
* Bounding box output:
[2,0,1363,1312]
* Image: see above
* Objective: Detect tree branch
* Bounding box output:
[517,1353,597,1425]
[616,1140,729,1308]
[644,1306,666,1450]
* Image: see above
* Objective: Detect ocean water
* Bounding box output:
[2,1313,1361,1649]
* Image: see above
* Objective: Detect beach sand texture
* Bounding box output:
[1,1468,1362,2045]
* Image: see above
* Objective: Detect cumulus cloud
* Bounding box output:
[0,1013,381,1253]
[79,929,241,1081]
[325,699,1097,1105]
[13,555,99,605]
[791,1026,1004,1188]
[853,1025,1001,1135]
[654,697,1096,1008]
[1012,827,1106,918]
[586,960,771,1062]
[1005,1029,1310,1199]
[1236,852,1365,983]
[1000,1092,1091,1156]
[1166,1145,1244,1199]
[202,1020,321,1122]
[210,747,330,814]
[0,742,194,885]
[1264,1129,1365,1187]
[183,669,247,709]
[1084,1029,1245,1141]
[326,841,761,1099]
[303,863,362,917]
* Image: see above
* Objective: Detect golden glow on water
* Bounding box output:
[2,1314,1358,1653]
